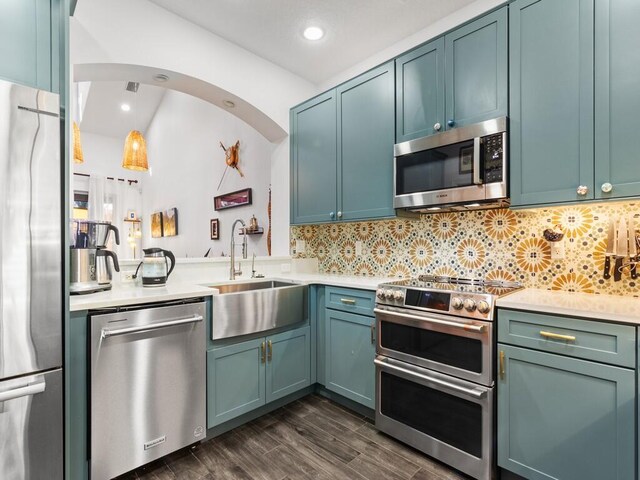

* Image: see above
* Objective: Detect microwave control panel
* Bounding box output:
[483,133,504,183]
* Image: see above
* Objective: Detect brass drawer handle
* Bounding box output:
[370,324,375,344]
[540,331,576,342]
[261,342,266,364]
[499,351,505,380]
[340,298,356,305]
[267,340,273,362]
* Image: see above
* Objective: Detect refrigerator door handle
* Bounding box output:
[0,380,46,402]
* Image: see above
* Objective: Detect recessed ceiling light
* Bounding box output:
[223,100,235,108]
[120,103,131,112]
[153,73,169,83]
[303,26,324,41]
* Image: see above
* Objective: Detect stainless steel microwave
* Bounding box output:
[393,117,508,212]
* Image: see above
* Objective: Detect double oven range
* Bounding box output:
[374,275,521,480]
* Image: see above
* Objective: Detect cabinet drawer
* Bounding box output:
[498,309,636,368]
[325,287,375,316]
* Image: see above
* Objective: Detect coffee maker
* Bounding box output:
[70,220,120,294]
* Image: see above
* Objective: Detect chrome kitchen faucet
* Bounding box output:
[229,219,247,280]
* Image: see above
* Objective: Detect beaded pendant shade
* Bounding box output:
[72,121,84,164]
[122,130,148,171]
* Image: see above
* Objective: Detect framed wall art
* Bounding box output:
[214,188,252,211]
[163,208,179,237]
[150,212,163,238]
[210,219,219,240]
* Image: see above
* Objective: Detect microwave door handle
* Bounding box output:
[472,137,482,185]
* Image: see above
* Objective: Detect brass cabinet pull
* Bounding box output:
[499,351,505,380]
[340,298,356,305]
[370,324,375,344]
[267,340,273,362]
[260,342,266,364]
[540,331,576,342]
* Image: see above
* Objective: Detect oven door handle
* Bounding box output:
[373,308,486,333]
[374,356,487,399]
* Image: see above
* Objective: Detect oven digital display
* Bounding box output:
[405,290,451,311]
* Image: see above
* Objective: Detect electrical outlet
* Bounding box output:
[281,263,291,273]
[355,241,363,256]
[296,240,306,254]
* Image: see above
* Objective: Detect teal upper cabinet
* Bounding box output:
[337,61,395,221]
[290,91,338,224]
[395,8,507,142]
[291,62,395,225]
[510,0,595,207]
[594,0,640,200]
[444,8,508,129]
[498,344,635,480]
[395,38,445,142]
[511,0,640,207]
[0,0,58,92]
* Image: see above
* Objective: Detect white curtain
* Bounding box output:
[88,176,143,259]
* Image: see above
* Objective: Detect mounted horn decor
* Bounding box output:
[217,140,243,190]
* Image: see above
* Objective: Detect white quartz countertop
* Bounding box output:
[70,274,393,311]
[497,288,640,325]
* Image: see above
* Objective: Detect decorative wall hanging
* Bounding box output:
[150,212,163,238]
[163,208,178,237]
[217,140,242,190]
[210,219,219,240]
[214,188,252,210]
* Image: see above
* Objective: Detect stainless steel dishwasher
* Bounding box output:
[89,299,206,480]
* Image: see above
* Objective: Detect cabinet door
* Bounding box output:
[510,0,594,207]
[325,309,376,408]
[290,91,338,224]
[337,61,395,221]
[207,339,266,428]
[444,7,507,129]
[395,37,445,142]
[595,0,640,200]
[0,0,52,90]
[265,326,311,403]
[498,344,635,480]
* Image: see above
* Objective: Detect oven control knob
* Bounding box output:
[376,289,386,299]
[463,299,477,312]
[477,300,491,314]
[451,297,464,310]
[384,289,395,299]
[393,290,405,302]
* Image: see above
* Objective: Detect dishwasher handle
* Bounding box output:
[101,314,204,339]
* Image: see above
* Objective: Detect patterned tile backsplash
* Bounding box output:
[290,202,640,296]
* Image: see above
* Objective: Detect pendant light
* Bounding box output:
[72,121,84,164]
[122,82,149,172]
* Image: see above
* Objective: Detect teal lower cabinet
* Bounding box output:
[207,325,311,428]
[497,343,636,480]
[325,309,376,408]
[266,327,312,402]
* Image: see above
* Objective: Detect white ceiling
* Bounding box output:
[147,0,478,84]
[80,81,166,139]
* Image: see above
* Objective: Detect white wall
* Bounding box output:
[141,90,273,258]
[71,0,318,256]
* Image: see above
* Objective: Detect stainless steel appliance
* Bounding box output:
[374,275,522,480]
[133,247,176,287]
[0,80,62,479]
[70,220,121,294]
[394,117,508,212]
[89,299,206,480]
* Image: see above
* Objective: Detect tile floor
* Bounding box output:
[118,394,469,480]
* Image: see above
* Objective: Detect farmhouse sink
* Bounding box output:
[207,280,307,340]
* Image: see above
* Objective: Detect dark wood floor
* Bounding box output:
[121,394,469,480]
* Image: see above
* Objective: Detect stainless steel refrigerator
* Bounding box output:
[0,80,63,479]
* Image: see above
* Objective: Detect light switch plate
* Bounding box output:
[296,240,306,253]
[355,241,363,256]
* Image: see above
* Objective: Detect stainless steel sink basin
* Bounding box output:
[207,280,307,340]
[211,280,300,294]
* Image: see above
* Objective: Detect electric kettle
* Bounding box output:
[133,248,176,287]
